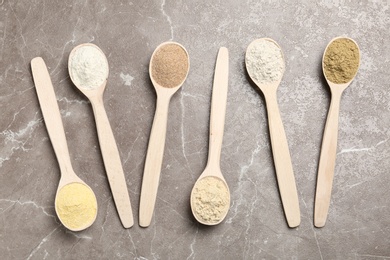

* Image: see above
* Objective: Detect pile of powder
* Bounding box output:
[246,39,285,85]
[55,182,97,231]
[323,38,360,84]
[69,45,109,90]
[191,176,230,224]
[151,43,189,88]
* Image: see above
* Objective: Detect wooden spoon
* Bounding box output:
[139,42,189,227]
[314,37,360,227]
[68,43,133,228]
[31,57,97,231]
[245,38,300,228]
[190,47,230,225]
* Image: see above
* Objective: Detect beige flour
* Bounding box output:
[191,176,230,224]
[69,45,109,90]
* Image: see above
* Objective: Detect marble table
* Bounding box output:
[1,0,389,259]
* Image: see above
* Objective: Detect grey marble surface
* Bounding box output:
[1,0,390,259]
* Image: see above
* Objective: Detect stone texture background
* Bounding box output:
[1,0,389,259]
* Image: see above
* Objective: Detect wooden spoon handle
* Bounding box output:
[266,92,300,227]
[31,57,74,177]
[90,97,134,228]
[314,92,342,227]
[207,47,229,169]
[139,95,170,227]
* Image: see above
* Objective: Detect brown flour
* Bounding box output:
[151,43,189,88]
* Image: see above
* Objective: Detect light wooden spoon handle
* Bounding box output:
[207,47,229,169]
[90,97,134,228]
[139,94,170,227]
[314,91,342,227]
[31,57,74,177]
[266,91,300,228]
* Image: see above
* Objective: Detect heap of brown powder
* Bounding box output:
[151,43,189,88]
[323,38,360,84]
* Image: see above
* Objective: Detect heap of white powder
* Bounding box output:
[245,39,284,85]
[69,45,109,90]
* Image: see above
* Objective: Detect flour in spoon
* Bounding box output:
[69,45,109,90]
[191,176,230,224]
[246,39,284,85]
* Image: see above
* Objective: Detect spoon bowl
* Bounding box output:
[191,174,230,226]
[139,42,189,227]
[68,43,109,97]
[246,38,285,93]
[55,178,98,232]
[149,42,189,90]
[245,38,300,228]
[68,43,134,228]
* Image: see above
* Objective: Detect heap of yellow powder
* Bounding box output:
[191,176,230,224]
[55,182,97,231]
[323,38,360,84]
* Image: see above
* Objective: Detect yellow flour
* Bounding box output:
[191,176,230,224]
[55,182,97,231]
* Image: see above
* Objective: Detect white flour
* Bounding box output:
[69,45,108,90]
[246,39,284,85]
